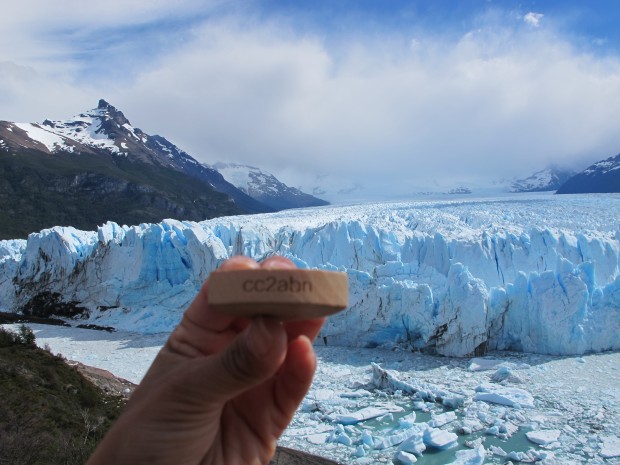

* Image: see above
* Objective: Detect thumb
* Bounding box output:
[199,317,288,402]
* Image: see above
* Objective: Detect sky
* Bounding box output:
[2,0,620,198]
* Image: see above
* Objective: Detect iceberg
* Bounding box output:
[422,428,459,449]
[1,194,619,356]
[474,383,535,409]
[525,429,561,446]
[600,435,620,458]
[445,445,486,465]
[335,405,403,425]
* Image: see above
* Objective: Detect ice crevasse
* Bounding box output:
[1,195,619,357]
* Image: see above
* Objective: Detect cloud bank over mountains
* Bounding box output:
[3,1,620,196]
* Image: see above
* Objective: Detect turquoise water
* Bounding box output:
[407,428,533,465]
[362,398,535,465]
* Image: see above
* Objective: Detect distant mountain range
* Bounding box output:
[509,167,578,193]
[213,163,328,211]
[0,100,326,239]
[556,153,620,194]
[1,99,618,240]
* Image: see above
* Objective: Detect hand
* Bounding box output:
[87,255,325,465]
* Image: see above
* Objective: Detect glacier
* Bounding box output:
[1,193,619,357]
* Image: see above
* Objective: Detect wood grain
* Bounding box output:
[208,269,348,319]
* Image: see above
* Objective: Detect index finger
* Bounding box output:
[165,256,259,358]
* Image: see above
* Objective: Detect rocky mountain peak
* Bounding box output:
[97,99,111,110]
[94,99,131,128]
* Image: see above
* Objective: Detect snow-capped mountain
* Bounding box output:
[556,153,620,193]
[509,166,577,192]
[0,100,277,238]
[3,99,269,213]
[213,162,328,210]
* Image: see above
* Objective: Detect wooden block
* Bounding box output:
[208,268,349,319]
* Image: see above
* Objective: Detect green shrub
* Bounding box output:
[0,325,124,464]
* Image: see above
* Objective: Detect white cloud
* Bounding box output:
[524,12,544,28]
[3,4,620,197]
[116,19,620,193]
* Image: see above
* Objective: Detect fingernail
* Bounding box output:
[261,257,296,270]
[247,317,273,357]
[219,255,259,271]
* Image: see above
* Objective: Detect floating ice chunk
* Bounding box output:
[327,424,353,445]
[600,435,620,458]
[506,450,535,462]
[445,445,486,465]
[399,412,417,428]
[469,358,504,371]
[361,430,374,448]
[341,389,372,398]
[335,404,403,425]
[423,428,458,450]
[285,425,332,437]
[443,395,466,409]
[469,358,531,372]
[377,413,394,423]
[474,383,534,408]
[531,450,556,461]
[488,445,507,457]
[396,450,418,464]
[306,433,330,445]
[526,429,561,446]
[371,364,465,407]
[459,417,485,435]
[300,399,319,412]
[399,432,426,456]
[310,388,337,401]
[484,418,519,439]
[491,366,523,383]
[464,438,483,449]
[355,445,366,457]
[429,411,457,428]
[374,427,424,450]
[412,400,428,411]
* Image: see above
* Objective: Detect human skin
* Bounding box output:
[86,255,325,465]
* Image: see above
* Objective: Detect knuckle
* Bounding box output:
[221,341,259,384]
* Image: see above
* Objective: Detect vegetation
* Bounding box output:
[0,149,243,240]
[0,325,124,464]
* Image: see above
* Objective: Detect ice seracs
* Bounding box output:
[1,194,620,357]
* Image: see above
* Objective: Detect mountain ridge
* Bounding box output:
[213,162,329,211]
[509,166,577,193]
[0,100,271,239]
[556,153,620,194]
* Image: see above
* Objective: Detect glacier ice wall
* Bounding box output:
[1,194,619,356]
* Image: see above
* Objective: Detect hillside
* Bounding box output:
[0,100,270,240]
[0,325,124,464]
[0,145,243,240]
[0,323,341,465]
